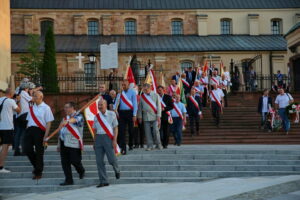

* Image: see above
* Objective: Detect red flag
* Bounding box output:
[145,69,157,93]
[203,61,208,75]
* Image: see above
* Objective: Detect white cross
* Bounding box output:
[75,52,85,69]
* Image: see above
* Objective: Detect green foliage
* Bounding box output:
[41,25,59,93]
[17,34,43,82]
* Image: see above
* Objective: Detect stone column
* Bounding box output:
[197,14,208,36]
[102,15,112,36]
[149,15,158,35]
[24,15,33,35]
[248,14,259,35]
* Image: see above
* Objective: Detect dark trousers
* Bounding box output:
[14,119,27,152]
[171,117,183,145]
[222,89,228,107]
[211,101,221,125]
[160,119,169,148]
[189,115,200,135]
[137,121,144,146]
[203,87,207,107]
[60,140,85,183]
[23,127,45,176]
[118,110,134,151]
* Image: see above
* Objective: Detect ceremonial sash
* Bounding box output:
[194,87,201,93]
[64,116,83,150]
[169,85,176,93]
[141,93,157,114]
[189,96,199,110]
[120,91,133,110]
[211,77,219,86]
[160,97,173,124]
[182,79,190,88]
[29,106,46,131]
[200,78,207,87]
[211,90,222,108]
[173,103,183,120]
[95,113,114,140]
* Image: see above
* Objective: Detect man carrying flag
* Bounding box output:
[138,83,162,151]
[57,102,85,186]
[209,84,224,127]
[93,99,120,188]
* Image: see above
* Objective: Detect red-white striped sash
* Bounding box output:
[29,106,46,131]
[189,96,199,110]
[169,85,176,93]
[211,90,222,108]
[160,97,173,124]
[182,79,190,88]
[173,103,183,120]
[141,93,157,114]
[64,116,83,150]
[120,91,133,110]
[95,113,114,140]
[211,77,219,86]
[200,78,207,87]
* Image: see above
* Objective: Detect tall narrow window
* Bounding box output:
[172,20,183,35]
[88,20,99,35]
[84,63,96,85]
[125,19,136,35]
[220,18,232,35]
[181,61,193,72]
[271,19,282,35]
[40,20,54,36]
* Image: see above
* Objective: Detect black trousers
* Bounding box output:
[23,127,45,176]
[222,89,228,107]
[189,115,200,135]
[203,87,208,107]
[211,101,221,125]
[160,119,169,148]
[137,121,144,146]
[60,140,85,183]
[118,110,134,151]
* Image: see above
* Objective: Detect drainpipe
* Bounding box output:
[269,51,273,88]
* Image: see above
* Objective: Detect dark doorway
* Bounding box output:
[294,58,300,91]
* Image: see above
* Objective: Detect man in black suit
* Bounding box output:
[187,87,203,136]
[157,86,174,148]
[172,72,181,84]
[185,67,196,86]
[257,89,272,131]
[99,84,113,109]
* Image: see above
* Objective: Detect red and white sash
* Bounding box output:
[64,116,83,150]
[160,97,173,124]
[211,77,219,86]
[200,78,207,87]
[29,106,46,131]
[141,93,157,114]
[120,91,133,110]
[194,87,201,93]
[169,85,176,93]
[173,103,183,120]
[182,79,190,88]
[211,90,222,108]
[189,96,199,110]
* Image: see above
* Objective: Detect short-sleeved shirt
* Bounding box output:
[275,93,293,109]
[210,89,224,102]
[93,110,118,135]
[60,112,84,140]
[18,90,32,116]
[170,102,187,117]
[0,97,18,130]
[26,102,54,128]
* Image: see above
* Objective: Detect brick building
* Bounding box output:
[10,0,300,91]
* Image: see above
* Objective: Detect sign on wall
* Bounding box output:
[100,42,118,69]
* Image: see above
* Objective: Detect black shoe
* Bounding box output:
[163,146,168,149]
[32,174,42,180]
[96,183,109,188]
[129,146,133,151]
[60,181,73,186]
[14,150,21,156]
[134,145,139,149]
[115,172,120,179]
[79,170,85,179]
[140,145,144,148]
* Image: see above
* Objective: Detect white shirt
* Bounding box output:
[93,110,118,135]
[262,96,269,113]
[0,97,18,130]
[210,89,224,102]
[275,93,293,109]
[210,75,221,85]
[18,90,32,116]
[220,80,228,88]
[26,102,54,128]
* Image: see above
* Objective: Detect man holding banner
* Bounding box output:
[93,99,120,188]
[57,102,85,186]
[138,83,162,151]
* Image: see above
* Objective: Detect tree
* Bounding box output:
[41,25,59,93]
[17,34,43,83]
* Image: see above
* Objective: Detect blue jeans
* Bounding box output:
[278,108,290,132]
[171,117,183,145]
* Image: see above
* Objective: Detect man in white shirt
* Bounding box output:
[209,84,224,127]
[220,75,228,107]
[275,88,294,134]
[0,88,21,173]
[23,91,54,180]
[257,89,272,131]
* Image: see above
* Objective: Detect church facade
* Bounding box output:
[10,0,300,90]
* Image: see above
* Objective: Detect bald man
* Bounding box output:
[24,91,54,180]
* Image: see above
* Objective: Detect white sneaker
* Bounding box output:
[0,168,11,173]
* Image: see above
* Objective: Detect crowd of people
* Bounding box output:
[0,65,296,188]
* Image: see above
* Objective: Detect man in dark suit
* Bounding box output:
[257,89,272,131]
[172,72,180,84]
[187,87,203,136]
[185,67,196,86]
[157,86,173,148]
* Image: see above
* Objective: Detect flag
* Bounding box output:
[203,60,208,76]
[220,60,224,76]
[160,72,166,88]
[124,63,136,89]
[84,98,121,155]
[177,77,186,105]
[145,69,157,93]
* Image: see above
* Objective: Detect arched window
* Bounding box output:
[84,63,96,85]
[180,61,193,72]
[172,19,183,35]
[40,19,54,36]
[271,19,282,35]
[220,18,232,35]
[125,19,136,35]
[88,20,99,35]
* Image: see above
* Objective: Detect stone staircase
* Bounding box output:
[1,145,300,193]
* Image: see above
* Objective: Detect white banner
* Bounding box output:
[100,42,118,69]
